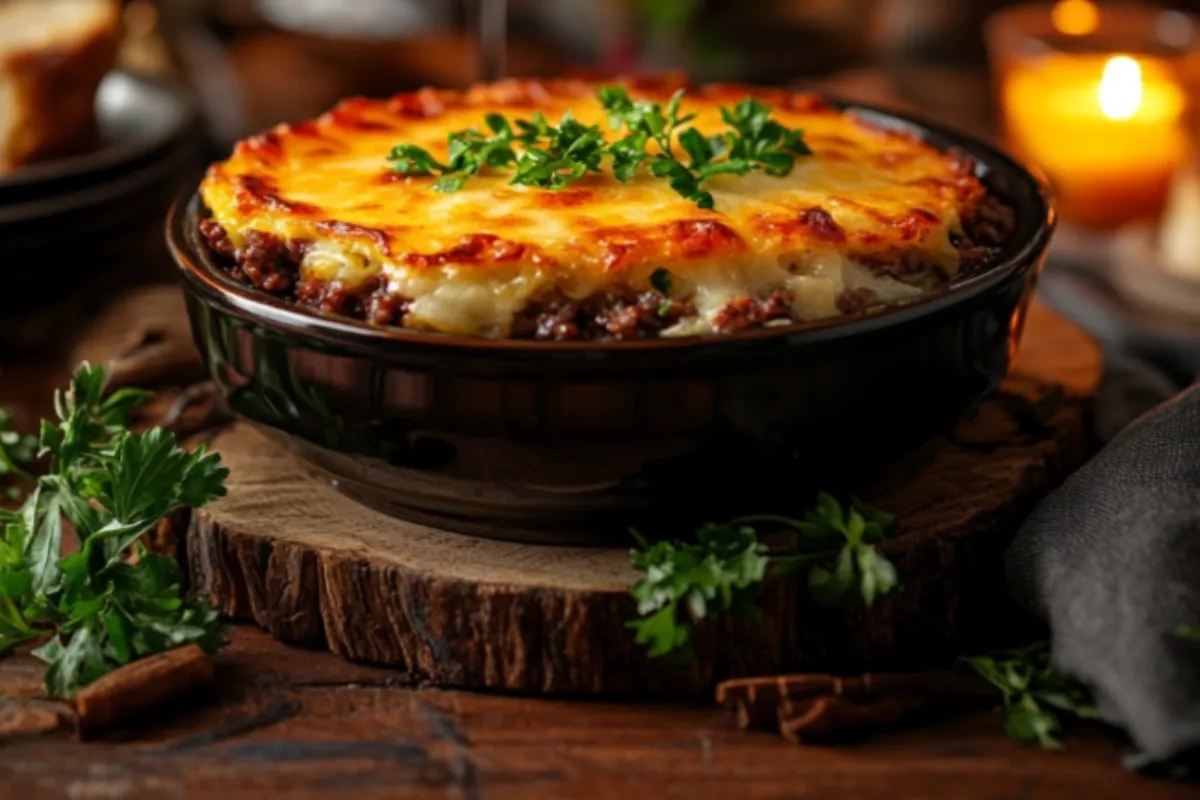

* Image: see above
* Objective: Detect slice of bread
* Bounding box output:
[0,0,122,174]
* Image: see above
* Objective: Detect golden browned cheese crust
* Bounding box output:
[200,76,995,339]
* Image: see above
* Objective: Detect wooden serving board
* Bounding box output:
[169,300,1101,696]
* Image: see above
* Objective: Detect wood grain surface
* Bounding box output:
[164,299,1103,695]
[2,626,1194,800]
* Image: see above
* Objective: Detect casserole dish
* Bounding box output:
[169,82,1054,543]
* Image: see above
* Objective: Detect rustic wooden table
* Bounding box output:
[1,69,1194,800]
[1,624,1194,800]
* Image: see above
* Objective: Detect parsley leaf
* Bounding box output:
[512,113,606,188]
[597,86,715,208]
[0,406,36,499]
[739,493,899,609]
[0,363,230,696]
[596,86,810,208]
[650,155,713,210]
[961,641,1099,750]
[626,525,768,660]
[649,267,673,295]
[385,144,449,177]
[627,494,900,660]
[609,132,649,182]
[720,97,812,177]
[388,109,603,193]
[1178,624,1200,643]
[387,122,521,193]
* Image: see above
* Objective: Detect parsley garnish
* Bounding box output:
[649,267,673,295]
[385,87,811,210]
[0,364,229,696]
[511,112,608,190]
[745,494,899,609]
[387,110,607,193]
[386,113,521,193]
[0,406,36,501]
[961,641,1099,750]
[1178,624,1200,643]
[596,86,716,208]
[597,88,812,210]
[628,525,768,659]
[626,493,899,660]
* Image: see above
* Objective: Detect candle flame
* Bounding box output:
[1098,56,1143,120]
[1052,0,1100,36]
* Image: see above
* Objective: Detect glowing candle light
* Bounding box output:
[1098,55,1144,119]
[994,3,1192,230]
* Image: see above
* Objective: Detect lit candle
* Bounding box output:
[993,1,1194,230]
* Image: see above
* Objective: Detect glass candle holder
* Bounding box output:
[986,1,1200,231]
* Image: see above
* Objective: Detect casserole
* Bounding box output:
[170,78,1054,543]
[196,77,1014,341]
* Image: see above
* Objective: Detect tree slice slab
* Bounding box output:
[177,301,1101,696]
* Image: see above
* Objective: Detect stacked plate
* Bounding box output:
[0,70,204,313]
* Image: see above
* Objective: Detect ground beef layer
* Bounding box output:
[197,192,1015,342]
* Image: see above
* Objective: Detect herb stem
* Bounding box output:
[627,494,899,661]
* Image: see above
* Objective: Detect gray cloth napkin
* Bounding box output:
[1005,263,1200,778]
[1005,382,1200,777]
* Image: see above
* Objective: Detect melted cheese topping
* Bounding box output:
[200,77,988,338]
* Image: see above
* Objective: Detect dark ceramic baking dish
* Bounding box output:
[168,102,1055,544]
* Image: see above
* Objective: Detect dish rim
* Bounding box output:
[168,94,1056,354]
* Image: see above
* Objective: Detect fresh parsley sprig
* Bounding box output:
[387,113,520,193]
[961,641,1099,750]
[627,524,769,659]
[596,88,812,210]
[385,86,812,210]
[512,112,608,190]
[0,364,229,696]
[720,97,813,175]
[596,86,717,208]
[387,110,608,193]
[742,493,899,609]
[626,493,899,660]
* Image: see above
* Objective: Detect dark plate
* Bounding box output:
[0,70,199,206]
[169,100,1055,544]
[0,72,203,311]
[0,140,204,313]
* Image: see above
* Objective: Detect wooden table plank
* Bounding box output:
[1,628,1192,799]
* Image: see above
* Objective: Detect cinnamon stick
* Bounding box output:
[716,670,995,729]
[73,645,215,737]
[715,670,1000,742]
[778,694,931,744]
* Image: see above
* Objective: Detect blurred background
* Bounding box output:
[125,0,1200,143]
[137,0,1041,145]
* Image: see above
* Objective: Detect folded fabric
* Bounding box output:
[1004,379,1200,779]
[1006,261,1200,777]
